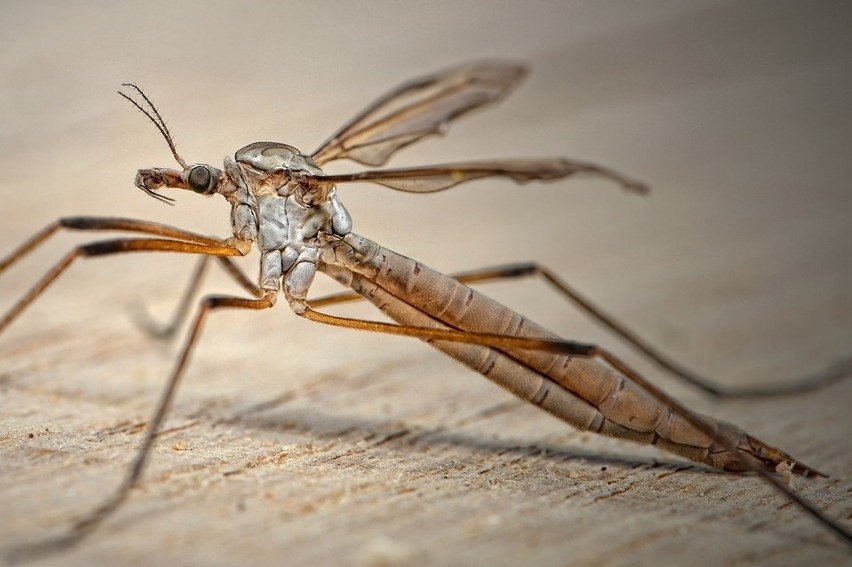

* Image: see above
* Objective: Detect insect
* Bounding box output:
[1,61,849,554]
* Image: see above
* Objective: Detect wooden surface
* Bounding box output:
[1,2,851,566]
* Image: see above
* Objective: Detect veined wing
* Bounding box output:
[303,159,649,194]
[310,61,527,167]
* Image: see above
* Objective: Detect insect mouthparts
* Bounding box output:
[135,169,176,205]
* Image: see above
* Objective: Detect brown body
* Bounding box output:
[2,61,848,554]
[322,233,800,473]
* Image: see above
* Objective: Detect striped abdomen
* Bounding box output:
[321,233,802,472]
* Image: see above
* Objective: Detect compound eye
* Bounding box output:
[187,165,213,194]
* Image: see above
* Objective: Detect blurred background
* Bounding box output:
[1,1,851,565]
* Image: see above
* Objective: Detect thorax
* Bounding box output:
[255,193,333,253]
[222,141,353,304]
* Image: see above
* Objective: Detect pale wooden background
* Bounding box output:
[1,2,851,566]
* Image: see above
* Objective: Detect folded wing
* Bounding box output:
[310,61,527,167]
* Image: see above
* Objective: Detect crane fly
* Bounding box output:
[1,61,850,555]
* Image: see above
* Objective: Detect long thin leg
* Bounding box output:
[132,257,262,338]
[132,256,213,338]
[11,292,276,559]
[0,216,230,274]
[156,255,848,397]
[299,306,595,356]
[298,304,852,546]
[308,262,850,398]
[592,346,852,545]
[217,257,261,296]
[0,238,243,334]
[450,263,852,397]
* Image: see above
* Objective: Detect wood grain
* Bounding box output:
[1,2,850,566]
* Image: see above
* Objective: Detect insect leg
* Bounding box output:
[439,262,849,398]
[297,305,595,356]
[0,216,230,275]
[297,295,852,546]
[132,256,212,337]
[132,256,261,338]
[0,238,243,334]
[592,346,852,546]
[308,262,848,397]
[10,291,276,559]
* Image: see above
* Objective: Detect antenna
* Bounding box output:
[118,83,188,169]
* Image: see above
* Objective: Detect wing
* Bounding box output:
[310,61,527,167]
[302,159,649,194]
